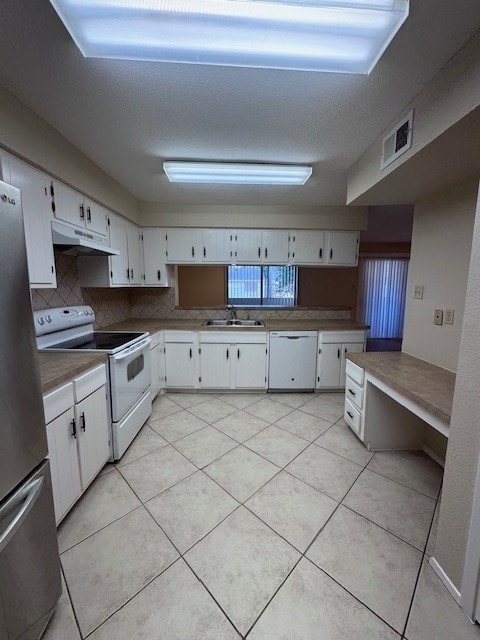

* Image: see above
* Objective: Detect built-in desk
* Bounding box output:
[344,352,455,451]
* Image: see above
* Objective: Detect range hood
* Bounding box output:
[52,221,119,256]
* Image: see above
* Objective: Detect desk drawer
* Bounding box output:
[345,398,362,436]
[345,376,363,410]
[345,359,364,386]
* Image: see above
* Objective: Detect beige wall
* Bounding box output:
[140,203,368,230]
[435,180,480,591]
[0,84,139,223]
[402,179,478,372]
[347,30,480,205]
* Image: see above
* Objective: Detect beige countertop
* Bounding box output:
[347,351,455,425]
[38,351,107,395]
[102,318,368,333]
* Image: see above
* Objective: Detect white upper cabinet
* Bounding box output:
[127,222,143,285]
[234,229,263,264]
[290,230,325,265]
[109,213,130,285]
[325,231,359,266]
[84,198,109,237]
[143,228,169,286]
[261,230,290,264]
[51,180,108,237]
[8,156,57,288]
[201,229,232,263]
[166,228,202,263]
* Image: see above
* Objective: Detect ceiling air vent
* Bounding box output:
[381,110,414,170]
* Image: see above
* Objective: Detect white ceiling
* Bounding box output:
[0,1,479,206]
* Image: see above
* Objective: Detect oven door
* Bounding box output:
[109,337,151,422]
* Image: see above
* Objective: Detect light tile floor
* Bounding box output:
[44,392,480,639]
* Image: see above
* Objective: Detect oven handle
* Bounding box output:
[112,337,151,362]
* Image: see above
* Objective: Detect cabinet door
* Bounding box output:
[127,223,143,285]
[166,228,201,263]
[326,231,359,266]
[201,229,232,263]
[234,343,267,389]
[340,343,364,387]
[85,199,108,237]
[158,335,166,389]
[46,407,81,524]
[290,230,325,265]
[52,180,84,228]
[150,344,161,399]
[165,343,196,388]
[262,230,290,264]
[76,386,110,489]
[200,343,231,389]
[109,213,130,285]
[317,343,342,388]
[234,229,262,264]
[143,228,168,286]
[8,158,57,287]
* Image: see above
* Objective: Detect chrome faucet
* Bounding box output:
[226,304,237,320]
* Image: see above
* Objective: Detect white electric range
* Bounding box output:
[35,306,152,460]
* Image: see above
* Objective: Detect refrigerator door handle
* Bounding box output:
[0,477,43,554]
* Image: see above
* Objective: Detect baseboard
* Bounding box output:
[429,557,461,604]
[423,445,445,468]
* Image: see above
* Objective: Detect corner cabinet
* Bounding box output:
[164,331,199,388]
[198,331,268,390]
[316,330,366,390]
[43,364,110,525]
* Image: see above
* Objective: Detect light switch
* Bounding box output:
[434,309,443,326]
[445,309,455,325]
[414,285,424,300]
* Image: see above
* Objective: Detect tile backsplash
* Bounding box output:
[30,252,131,328]
[31,254,351,326]
[129,287,351,321]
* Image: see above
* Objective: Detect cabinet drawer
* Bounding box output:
[73,364,107,403]
[150,331,162,348]
[321,330,365,344]
[164,331,196,343]
[345,376,364,410]
[345,359,364,386]
[43,382,74,424]
[344,398,362,435]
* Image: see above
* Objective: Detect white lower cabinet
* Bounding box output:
[316,331,366,389]
[199,332,267,390]
[75,385,110,489]
[234,342,268,389]
[43,364,110,525]
[165,332,198,388]
[150,331,165,399]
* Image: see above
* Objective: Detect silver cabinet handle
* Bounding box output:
[0,477,43,554]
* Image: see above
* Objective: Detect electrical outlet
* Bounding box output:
[414,285,424,300]
[434,309,443,326]
[445,309,455,325]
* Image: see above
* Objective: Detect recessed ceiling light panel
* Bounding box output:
[163,162,313,185]
[50,0,409,74]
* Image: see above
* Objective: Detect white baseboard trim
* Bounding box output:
[422,445,445,468]
[430,557,461,604]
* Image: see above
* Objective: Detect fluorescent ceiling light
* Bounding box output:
[50,0,409,74]
[163,162,313,185]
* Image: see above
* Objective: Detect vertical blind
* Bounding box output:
[228,266,297,306]
[357,258,409,338]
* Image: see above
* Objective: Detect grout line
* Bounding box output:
[59,563,83,639]
[363,463,441,501]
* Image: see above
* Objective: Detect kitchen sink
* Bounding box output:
[203,319,264,327]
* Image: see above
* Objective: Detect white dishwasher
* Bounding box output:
[268,331,317,390]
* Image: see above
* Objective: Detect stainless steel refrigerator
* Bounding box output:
[0,181,61,640]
